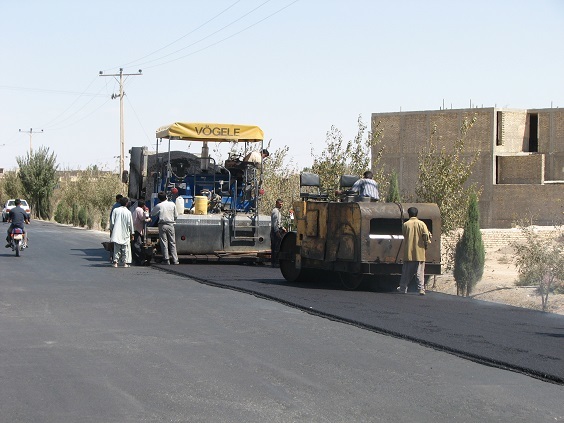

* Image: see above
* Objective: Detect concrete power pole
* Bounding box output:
[19,128,44,155]
[99,68,142,176]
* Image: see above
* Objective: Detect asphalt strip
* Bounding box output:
[153,263,564,385]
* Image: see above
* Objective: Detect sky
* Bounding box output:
[1,0,563,172]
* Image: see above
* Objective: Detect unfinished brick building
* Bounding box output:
[371,107,564,228]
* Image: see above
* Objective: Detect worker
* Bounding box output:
[270,198,286,268]
[132,199,151,266]
[110,196,134,268]
[351,170,380,201]
[243,149,269,167]
[398,207,431,295]
[151,191,179,265]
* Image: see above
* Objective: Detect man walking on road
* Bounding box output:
[398,207,431,295]
[151,191,179,265]
[110,196,134,268]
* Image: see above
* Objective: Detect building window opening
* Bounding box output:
[529,113,538,152]
[496,111,504,146]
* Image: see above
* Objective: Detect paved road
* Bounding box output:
[158,262,564,384]
[0,221,563,423]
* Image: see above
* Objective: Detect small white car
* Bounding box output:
[2,199,31,222]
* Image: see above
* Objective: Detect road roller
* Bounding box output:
[278,173,442,290]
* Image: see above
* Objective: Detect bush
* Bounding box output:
[511,226,564,311]
[100,215,108,231]
[54,202,71,224]
[51,168,122,231]
[78,207,87,227]
[86,214,94,230]
[71,204,79,226]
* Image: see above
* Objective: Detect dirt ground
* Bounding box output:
[430,245,564,315]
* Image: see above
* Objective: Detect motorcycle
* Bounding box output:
[10,227,25,257]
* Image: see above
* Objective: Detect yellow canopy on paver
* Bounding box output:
[156,122,264,142]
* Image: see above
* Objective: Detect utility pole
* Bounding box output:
[99,68,142,176]
[19,128,43,155]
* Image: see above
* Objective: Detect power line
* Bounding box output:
[117,0,243,70]
[47,98,112,131]
[0,84,105,97]
[132,0,274,69]
[124,94,153,145]
[143,0,299,70]
[40,77,103,128]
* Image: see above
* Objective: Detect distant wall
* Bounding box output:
[491,184,564,228]
[444,227,559,250]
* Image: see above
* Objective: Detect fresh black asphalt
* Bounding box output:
[154,262,564,384]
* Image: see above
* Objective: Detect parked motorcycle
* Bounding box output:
[10,227,25,257]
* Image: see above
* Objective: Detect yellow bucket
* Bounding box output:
[194,195,208,215]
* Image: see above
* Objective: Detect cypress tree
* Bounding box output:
[453,192,485,296]
[387,170,401,202]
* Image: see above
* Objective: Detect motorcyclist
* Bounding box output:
[5,199,30,248]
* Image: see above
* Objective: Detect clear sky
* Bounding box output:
[1,0,563,172]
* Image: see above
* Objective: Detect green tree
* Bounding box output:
[0,170,25,200]
[415,115,481,234]
[260,145,300,218]
[511,226,564,312]
[16,147,58,219]
[310,116,387,200]
[453,192,485,296]
[386,170,401,202]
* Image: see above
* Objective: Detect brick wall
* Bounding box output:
[374,108,494,191]
[497,154,544,184]
[536,109,564,180]
[496,110,527,152]
[444,227,559,249]
[491,184,564,227]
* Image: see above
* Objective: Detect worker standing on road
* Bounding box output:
[151,191,179,265]
[132,199,151,266]
[103,194,124,261]
[398,207,431,295]
[110,196,134,268]
[270,198,286,268]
